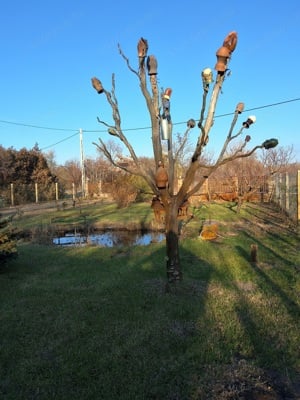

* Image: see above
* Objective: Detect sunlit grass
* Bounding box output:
[0,201,299,399]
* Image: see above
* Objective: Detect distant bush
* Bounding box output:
[111,174,138,208]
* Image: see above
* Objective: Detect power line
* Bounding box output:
[1,97,299,133]
[210,97,300,121]
[1,97,299,151]
[84,97,300,130]
[41,132,79,150]
[0,119,76,132]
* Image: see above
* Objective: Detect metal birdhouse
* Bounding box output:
[262,139,278,149]
[161,118,169,140]
[161,118,172,140]
[243,116,256,128]
[187,119,196,128]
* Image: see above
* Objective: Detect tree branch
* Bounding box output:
[216,119,243,163]
[93,139,154,183]
[118,44,139,77]
[174,127,190,162]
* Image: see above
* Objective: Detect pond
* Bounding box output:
[53,230,165,247]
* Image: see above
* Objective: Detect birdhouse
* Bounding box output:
[147,55,158,75]
[151,196,165,223]
[162,98,170,114]
[214,46,231,72]
[187,119,196,129]
[243,116,256,128]
[262,139,278,149]
[163,88,172,99]
[235,102,244,114]
[177,200,190,220]
[137,37,148,58]
[202,68,213,85]
[161,118,170,140]
[223,31,238,53]
[91,77,104,94]
[155,162,168,189]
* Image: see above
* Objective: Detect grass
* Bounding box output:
[0,201,299,399]
[6,200,155,232]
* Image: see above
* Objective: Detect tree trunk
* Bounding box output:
[165,199,182,283]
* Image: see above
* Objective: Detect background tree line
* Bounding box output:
[0,144,58,205]
[0,141,298,208]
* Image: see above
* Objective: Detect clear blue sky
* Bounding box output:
[1,0,299,165]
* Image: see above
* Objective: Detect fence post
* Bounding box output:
[279,173,282,207]
[285,172,289,212]
[296,170,300,222]
[55,182,58,201]
[35,183,38,203]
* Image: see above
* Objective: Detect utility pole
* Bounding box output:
[79,128,86,198]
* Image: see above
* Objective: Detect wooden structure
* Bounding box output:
[151,197,190,223]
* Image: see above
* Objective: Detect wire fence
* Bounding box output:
[1,173,299,224]
[270,171,300,224]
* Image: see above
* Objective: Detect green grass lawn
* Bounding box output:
[6,200,155,233]
[0,201,299,399]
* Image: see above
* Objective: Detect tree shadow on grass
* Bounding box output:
[235,234,299,318]
[2,241,299,399]
[228,272,300,399]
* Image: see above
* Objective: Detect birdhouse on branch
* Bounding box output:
[147,55,158,75]
[151,197,165,223]
[155,161,168,189]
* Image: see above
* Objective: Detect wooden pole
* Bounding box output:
[10,183,14,206]
[35,183,38,203]
[250,244,258,263]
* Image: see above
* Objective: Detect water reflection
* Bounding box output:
[53,230,165,247]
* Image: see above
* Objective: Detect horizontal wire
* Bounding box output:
[1,97,299,151]
[0,119,76,132]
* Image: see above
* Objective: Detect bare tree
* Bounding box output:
[260,145,295,174]
[91,32,278,284]
[58,160,82,194]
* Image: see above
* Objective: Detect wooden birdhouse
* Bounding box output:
[155,162,168,189]
[215,46,231,72]
[147,55,158,75]
[151,197,165,223]
[91,77,104,94]
[137,37,148,58]
[177,199,189,220]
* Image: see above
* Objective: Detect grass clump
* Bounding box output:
[0,201,299,399]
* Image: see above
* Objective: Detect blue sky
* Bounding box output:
[1,0,299,165]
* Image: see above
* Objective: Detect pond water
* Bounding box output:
[53,230,165,247]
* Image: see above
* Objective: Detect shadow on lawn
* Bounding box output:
[2,239,299,399]
[232,234,300,398]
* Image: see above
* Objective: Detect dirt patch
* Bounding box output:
[198,357,300,399]
[242,203,298,235]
